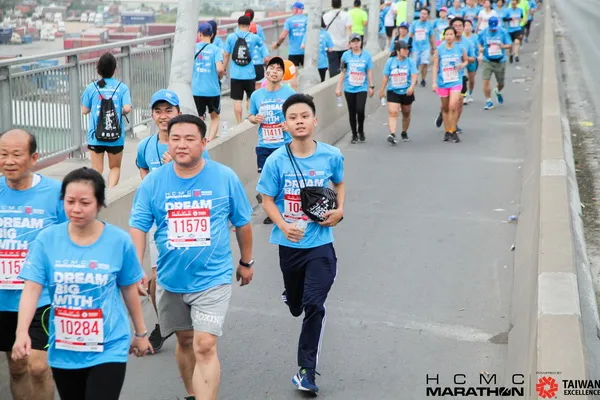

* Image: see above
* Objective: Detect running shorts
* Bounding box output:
[0,306,51,351]
[387,90,415,105]
[509,30,523,42]
[481,60,506,85]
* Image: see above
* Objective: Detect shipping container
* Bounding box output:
[82,28,108,42]
[21,34,33,43]
[123,25,145,34]
[120,12,155,25]
[0,27,13,44]
[146,23,175,36]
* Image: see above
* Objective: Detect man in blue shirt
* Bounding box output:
[249,56,296,224]
[273,2,308,67]
[192,23,225,140]
[477,16,512,109]
[256,94,345,395]
[0,129,66,400]
[244,8,269,90]
[129,114,254,400]
[224,15,266,124]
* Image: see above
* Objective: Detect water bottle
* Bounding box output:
[336,96,343,108]
[380,97,387,106]
[296,215,309,231]
[221,121,229,137]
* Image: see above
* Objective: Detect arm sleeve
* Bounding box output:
[122,85,132,106]
[225,35,233,54]
[19,239,48,286]
[81,84,93,108]
[331,152,345,184]
[227,172,253,227]
[249,92,259,115]
[367,54,374,70]
[215,47,224,63]
[284,18,291,31]
[135,141,149,170]
[117,237,144,287]
[259,25,266,41]
[383,59,391,75]
[410,59,418,74]
[128,180,155,233]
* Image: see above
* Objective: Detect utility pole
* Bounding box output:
[168,0,202,116]
[366,0,381,53]
[299,0,324,91]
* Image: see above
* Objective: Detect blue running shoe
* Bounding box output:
[292,368,319,395]
[493,88,504,104]
[484,100,494,110]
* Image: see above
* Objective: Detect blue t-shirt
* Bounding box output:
[81,78,131,147]
[129,161,252,293]
[213,36,225,50]
[463,35,479,62]
[389,35,410,53]
[249,86,296,149]
[252,38,269,66]
[383,56,418,95]
[341,50,373,93]
[318,30,333,69]
[256,142,344,249]
[413,0,429,19]
[433,18,450,41]
[136,134,210,172]
[284,14,308,55]
[463,5,481,24]
[225,29,263,80]
[478,27,512,62]
[436,42,465,88]
[494,7,508,28]
[528,0,536,20]
[448,6,465,17]
[19,223,143,369]
[192,42,224,97]
[506,7,524,32]
[410,20,434,51]
[255,24,266,41]
[0,176,66,311]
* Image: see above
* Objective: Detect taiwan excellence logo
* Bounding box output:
[536,376,559,398]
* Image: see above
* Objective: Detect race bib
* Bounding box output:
[442,66,459,83]
[391,69,408,87]
[261,123,284,143]
[283,193,305,222]
[488,43,502,57]
[509,18,520,27]
[0,250,27,290]
[415,29,426,41]
[167,208,211,247]
[54,308,104,352]
[349,70,366,86]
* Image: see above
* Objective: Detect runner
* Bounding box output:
[448,0,465,18]
[0,129,65,400]
[273,2,308,67]
[224,15,265,124]
[129,114,254,400]
[380,40,418,144]
[207,20,224,51]
[249,22,270,90]
[336,33,375,144]
[494,0,508,29]
[244,9,266,41]
[463,0,482,26]
[506,0,524,63]
[381,0,397,47]
[409,8,435,87]
[249,56,296,224]
[523,0,536,43]
[348,0,368,46]
[389,21,411,53]
[193,23,225,139]
[463,19,479,103]
[323,0,353,77]
[81,52,132,188]
[433,7,450,47]
[301,17,333,82]
[477,16,512,110]
[13,167,152,400]
[431,26,468,143]
[476,0,497,32]
[256,93,345,396]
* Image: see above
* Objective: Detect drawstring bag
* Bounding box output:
[286,144,339,223]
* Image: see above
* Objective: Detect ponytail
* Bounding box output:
[97,78,106,88]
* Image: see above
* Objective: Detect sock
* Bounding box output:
[468,90,472,96]
[487,98,492,102]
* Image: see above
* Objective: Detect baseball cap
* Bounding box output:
[291,2,304,9]
[488,16,499,29]
[399,22,409,29]
[440,6,448,12]
[151,89,179,108]
[267,56,285,69]
[395,40,409,50]
[349,33,362,42]
[197,22,212,35]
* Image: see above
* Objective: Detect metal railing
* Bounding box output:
[0,14,290,164]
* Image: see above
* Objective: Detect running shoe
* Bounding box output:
[256,193,262,204]
[509,55,514,64]
[515,56,520,63]
[435,112,443,128]
[351,134,358,144]
[493,88,504,104]
[281,290,288,305]
[292,368,319,395]
[263,216,273,224]
[466,95,474,104]
[452,132,461,143]
[359,132,366,142]
[463,97,469,105]
[184,396,196,400]
[387,133,397,145]
[443,132,451,142]
[420,79,426,87]
[401,131,410,142]
[484,100,494,110]
[149,324,165,353]
[456,126,463,134]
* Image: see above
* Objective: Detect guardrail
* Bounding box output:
[0,14,290,165]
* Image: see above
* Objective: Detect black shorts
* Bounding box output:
[256,146,278,173]
[509,30,523,41]
[230,78,255,101]
[254,64,265,82]
[193,95,221,116]
[525,20,532,30]
[461,75,468,95]
[385,26,396,38]
[387,91,415,105]
[0,305,51,352]
[288,54,304,67]
[87,145,124,154]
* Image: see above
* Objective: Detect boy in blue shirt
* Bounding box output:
[273,2,308,67]
[256,94,345,395]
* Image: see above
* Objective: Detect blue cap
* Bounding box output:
[151,89,179,108]
[488,16,499,29]
[292,1,304,9]
[399,22,409,29]
[198,22,212,35]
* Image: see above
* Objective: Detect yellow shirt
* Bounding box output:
[395,0,408,26]
[348,7,368,35]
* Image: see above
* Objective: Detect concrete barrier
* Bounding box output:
[99,50,390,269]
[506,0,600,395]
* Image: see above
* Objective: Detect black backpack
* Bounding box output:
[232,33,251,66]
[93,81,122,142]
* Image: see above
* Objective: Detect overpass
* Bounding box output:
[1,0,600,398]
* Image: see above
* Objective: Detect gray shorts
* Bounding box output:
[156,283,232,337]
[149,225,158,269]
[481,60,506,85]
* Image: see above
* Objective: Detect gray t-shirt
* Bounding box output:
[323,9,352,51]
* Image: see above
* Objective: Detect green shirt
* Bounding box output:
[348,7,368,35]
[395,0,408,26]
[518,0,529,26]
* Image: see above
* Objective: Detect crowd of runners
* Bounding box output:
[0,0,540,399]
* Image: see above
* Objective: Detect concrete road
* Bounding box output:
[0,30,541,400]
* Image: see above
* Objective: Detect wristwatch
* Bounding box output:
[239,259,255,268]
[369,85,375,89]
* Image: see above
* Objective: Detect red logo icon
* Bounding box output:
[309,170,315,176]
[193,190,201,197]
[536,376,558,398]
[24,206,32,214]
[89,261,97,269]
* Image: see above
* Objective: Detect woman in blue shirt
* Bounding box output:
[13,167,152,400]
[335,34,375,144]
[431,26,468,143]
[81,53,132,189]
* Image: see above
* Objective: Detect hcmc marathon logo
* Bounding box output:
[425,373,525,397]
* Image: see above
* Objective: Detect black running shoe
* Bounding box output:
[509,55,514,64]
[452,132,461,143]
[515,56,520,63]
[351,134,358,144]
[149,324,165,353]
[443,132,451,142]
[263,216,273,224]
[387,133,397,145]
[456,126,463,134]
[420,79,426,87]
[435,112,443,128]
[359,132,366,142]
[256,193,262,204]
[401,131,410,142]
